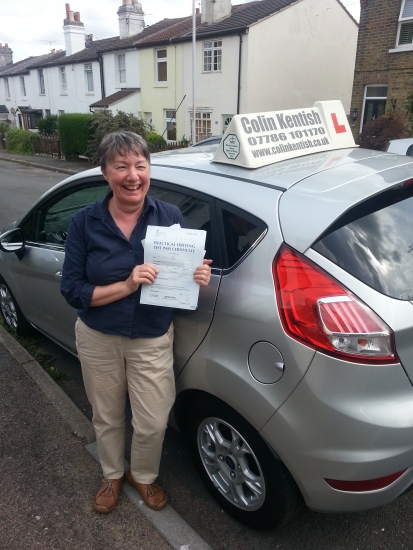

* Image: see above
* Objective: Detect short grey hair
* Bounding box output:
[98,131,150,171]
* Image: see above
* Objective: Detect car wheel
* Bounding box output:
[187,396,298,530]
[0,278,32,336]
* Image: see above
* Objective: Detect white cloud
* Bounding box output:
[0,0,360,63]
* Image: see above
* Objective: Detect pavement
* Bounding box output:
[0,150,212,550]
[0,149,94,175]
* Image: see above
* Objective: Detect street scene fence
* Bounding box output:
[28,135,188,160]
[31,134,61,159]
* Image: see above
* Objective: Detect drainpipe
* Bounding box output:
[237,33,243,114]
[97,53,105,99]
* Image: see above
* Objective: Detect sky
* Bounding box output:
[0,0,360,63]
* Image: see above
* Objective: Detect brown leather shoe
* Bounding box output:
[94,475,124,514]
[126,469,167,510]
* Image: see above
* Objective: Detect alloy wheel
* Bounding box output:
[197,416,266,511]
[0,283,18,330]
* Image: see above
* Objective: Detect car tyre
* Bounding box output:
[187,396,298,530]
[0,277,32,336]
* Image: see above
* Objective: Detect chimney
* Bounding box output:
[117,0,145,39]
[63,4,85,56]
[0,42,13,68]
[196,7,200,15]
[201,0,232,24]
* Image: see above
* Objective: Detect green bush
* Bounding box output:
[6,128,34,155]
[57,113,93,160]
[356,114,408,151]
[146,131,166,148]
[86,110,148,165]
[37,115,58,136]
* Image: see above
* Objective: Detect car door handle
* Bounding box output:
[55,270,63,278]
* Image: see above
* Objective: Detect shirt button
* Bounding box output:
[131,299,135,302]
[129,250,132,254]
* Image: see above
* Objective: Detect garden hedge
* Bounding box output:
[57,113,92,160]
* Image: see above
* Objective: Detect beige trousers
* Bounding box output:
[75,318,175,484]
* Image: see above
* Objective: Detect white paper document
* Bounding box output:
[140,225,206,310]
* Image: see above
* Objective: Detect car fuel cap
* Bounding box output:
[248,342,284,384]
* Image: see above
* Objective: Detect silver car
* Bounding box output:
[1,145,413,530]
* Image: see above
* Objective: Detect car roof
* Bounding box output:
[39,146,413,253]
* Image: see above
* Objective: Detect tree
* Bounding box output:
[86,110,148,165]
[356,114,408,151]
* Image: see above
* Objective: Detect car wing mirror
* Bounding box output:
[0,228,25,253]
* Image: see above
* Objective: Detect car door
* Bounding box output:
[11,177,109,352]
[148,180,223,376]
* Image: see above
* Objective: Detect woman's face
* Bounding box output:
[102,151,150,211]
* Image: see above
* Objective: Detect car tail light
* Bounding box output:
[273,245,397,363]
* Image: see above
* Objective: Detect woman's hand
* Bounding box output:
[194,259,212,287]
[126,263,158,293]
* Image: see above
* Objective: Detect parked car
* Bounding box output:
[1,143,413,531]
[387,138,413,156]
[191,135,222,147]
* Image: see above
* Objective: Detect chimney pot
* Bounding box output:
[196,7,200,14]
[5,43,7,47]
[0,43,2,47]
[74,11,80,22]
[65,3,70,17]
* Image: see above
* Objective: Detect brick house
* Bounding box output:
[350,0,413,137]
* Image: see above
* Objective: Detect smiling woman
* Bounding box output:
[60,130,211,515]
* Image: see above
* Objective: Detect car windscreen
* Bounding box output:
[312,181,413,300]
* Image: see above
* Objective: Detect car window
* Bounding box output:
[219,205,267,269]
[148,183,218,265]
[312,182,413,300]
[34,181,109,246]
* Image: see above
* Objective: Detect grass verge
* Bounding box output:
[0,318,70,384]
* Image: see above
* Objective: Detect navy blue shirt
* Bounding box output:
[60,191,184,338]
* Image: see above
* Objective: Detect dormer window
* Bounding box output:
[398,0,413,45]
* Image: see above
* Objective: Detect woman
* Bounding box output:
[61,131,211,514]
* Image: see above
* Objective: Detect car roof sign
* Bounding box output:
[212,100,356,169]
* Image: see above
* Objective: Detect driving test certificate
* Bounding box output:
[140,225,206,310]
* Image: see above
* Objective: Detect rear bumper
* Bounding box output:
[260,351,413,513]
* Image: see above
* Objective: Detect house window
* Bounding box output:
[59,67,68,94]
[164,110,176,142]
[45,109,51,117]
[20,76,26,97]
[223,115,233,134]
[38,69,45,94]
[398,0,413,45]
[84,63,94,92]
[118,54,126,84]
[362,85,388,128]
[58,110,65,115]
[4,78,10,98]
[203,41,222,72]
[156,49,167,83]
[189,110,212,143]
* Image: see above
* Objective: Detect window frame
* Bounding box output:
[59,66,68,94]
[20,177,109,250]
[4,77,10,98]
[164,109,177,142]
[118,54,126,84]
[215,200,267,271]
[360,85,388,132]
[156,49,167,84]
[38,69,46,95]
[189,109,212,144]
[19,76,26,97]
[84,63,94,92]
[397,0,413,47]
[149,179,222,271]
[203,40,222,73]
